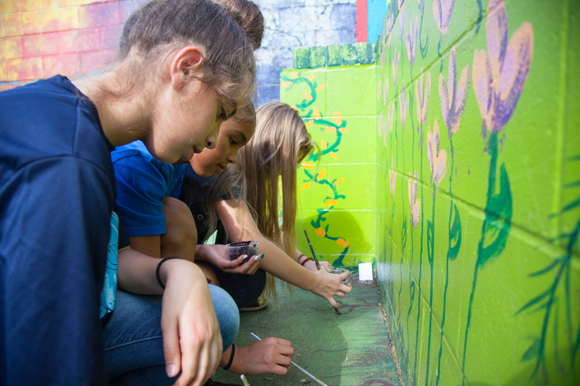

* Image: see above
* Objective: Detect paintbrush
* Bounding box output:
[303,229,321,270]
[251,333,328,386]
[303,229,341,315]
[240,374,251,386]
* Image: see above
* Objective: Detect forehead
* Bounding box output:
[220,120,255,138]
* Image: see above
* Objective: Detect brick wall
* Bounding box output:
[0,0,145,91]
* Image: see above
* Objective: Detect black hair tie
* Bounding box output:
[223,344,236,370]
[155,257,182,289]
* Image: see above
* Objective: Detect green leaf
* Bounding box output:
[528,258,563,277]
[521,338,541,362]
[515,289,550,316]
[448,203,462,261]
[478,162,512,268]
[427,220,434,266]
[401,218,408,251]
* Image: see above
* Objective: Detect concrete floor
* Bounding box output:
[212,274,401,386]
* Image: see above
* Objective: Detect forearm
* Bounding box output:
[117,248,206,295]
[233,230,318,292]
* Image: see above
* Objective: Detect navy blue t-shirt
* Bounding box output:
[0,76,115,385]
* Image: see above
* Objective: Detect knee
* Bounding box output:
[162,197,197,250]
[209,285,239,351]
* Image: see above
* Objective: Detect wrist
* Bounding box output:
[195,244,210,262]
[161,258,204,288]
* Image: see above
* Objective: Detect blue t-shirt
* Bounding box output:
[111,140,186,238]
[179,166,241,244]
[0,75,115,384]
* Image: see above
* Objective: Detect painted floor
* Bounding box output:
[212,274,401,386]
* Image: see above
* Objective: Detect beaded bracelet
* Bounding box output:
[300,257,314,266]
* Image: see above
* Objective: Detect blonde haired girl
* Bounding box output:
[182,102,351,376]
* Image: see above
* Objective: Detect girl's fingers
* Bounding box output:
[174,337,199,386]
[160,316,181,379]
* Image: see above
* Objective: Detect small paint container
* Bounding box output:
[225,241,259,263]
[324,267,352,285]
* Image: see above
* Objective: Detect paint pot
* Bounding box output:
[225,241,259,264]
[324,267,352,286]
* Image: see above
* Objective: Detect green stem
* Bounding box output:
[437,137,454,386]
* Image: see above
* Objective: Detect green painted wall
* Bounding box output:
[281,0,579,384]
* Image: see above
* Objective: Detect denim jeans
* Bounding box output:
[103,286,239,386]
[208,265,267,309]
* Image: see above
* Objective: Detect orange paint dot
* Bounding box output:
[316,84,326,91]
[325,127,336,133]
[308,73,315,80]
[313,107,321,119]
[281,81,293,88]
[336,238,349,247]
[301,182,312,190]
[315,228,326,237]
[333,177,345,186]
[316,168,326,181]
[333,111,342,125]
[301,161,314,169]
[291,72,299,79]
[304,92,313,101]
[325,199,338,206]
[339,128,349,134]
[321,139,328,149]
[329,152,337,160]
[305,120,314,129]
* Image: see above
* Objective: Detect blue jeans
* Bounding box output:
[103,286,239,386]
[207,265,266,309]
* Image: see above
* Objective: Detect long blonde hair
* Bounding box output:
[238,102,314,301]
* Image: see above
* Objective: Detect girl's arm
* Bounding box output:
[117,248,223,386]
[216,200,352,307]
[295,249,330,272]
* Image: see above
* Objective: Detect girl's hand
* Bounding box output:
[197,244,262,275]
[310,268,352,308]
[159,259,223,386]
[302,258,331,272]
[227,338,294,375]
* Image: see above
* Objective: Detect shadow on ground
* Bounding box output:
[212,274,400,386]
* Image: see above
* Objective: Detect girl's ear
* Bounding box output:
[169,46,204,91]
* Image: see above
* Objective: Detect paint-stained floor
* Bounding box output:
[212,274,401,386]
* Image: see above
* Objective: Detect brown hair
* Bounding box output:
[238,102,314,301]
[210,0,264,50]
[117,0,255,108]
[198,99,256,242]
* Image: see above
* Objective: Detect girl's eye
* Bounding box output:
[230,138,238,146]
[219,108,227,121]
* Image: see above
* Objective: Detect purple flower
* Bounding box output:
[473,0,533,135]
[439,46,470,137]
[408,171,421,228]
[416,69,431,126]
[427,119,447,187]
[406,16,418,70]
[433,0,455,34]
[383,76,388,106]
[392,46,400,89]
[399,81,409,132]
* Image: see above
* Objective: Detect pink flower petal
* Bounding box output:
[496,22,533,127]
[486,0,508,80]
[472,49,493,130]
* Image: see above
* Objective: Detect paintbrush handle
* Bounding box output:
[250,333,328,386]
[303,229,321,270]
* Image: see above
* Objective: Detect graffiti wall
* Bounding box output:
[0,0,357,105]
[280,43,378,268]
[283,0,580,384]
